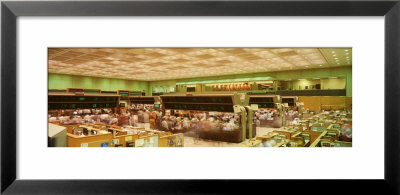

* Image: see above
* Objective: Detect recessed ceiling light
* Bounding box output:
[344,49,349,52]
[319,64,323,66]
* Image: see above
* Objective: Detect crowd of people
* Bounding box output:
[48,107,163,128]
[49,106,302,131]
[160,112,241,133]
[253,108,300,127]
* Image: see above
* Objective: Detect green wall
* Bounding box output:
[171,66,351,83]
[149,80,178,94]
[48,74,149,95]
[160,66,352,96]
[49,66,352,97]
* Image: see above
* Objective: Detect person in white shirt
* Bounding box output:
[133,114,138,126]
[143,110,150,123]
[161,116,169,131]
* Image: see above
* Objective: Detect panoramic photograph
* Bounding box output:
[48,48,352,147]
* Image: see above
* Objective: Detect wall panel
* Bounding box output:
[299,96,352,113]
[48,74,149,94]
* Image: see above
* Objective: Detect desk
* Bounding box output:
[67,132,112,147]
[242,140,261,147]
[274,140,289,147]
[309,131,328,147]
[256,133,278,142]
[291,132,302,138]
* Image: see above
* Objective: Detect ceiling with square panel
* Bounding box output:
[48,48,352,81]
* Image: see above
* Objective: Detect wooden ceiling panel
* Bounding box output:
[64,59,89,64]
[145,52,166,58]
[48,48,351,81]
[48,48,68,55]
[146,62,167,66]
[90,51,113,56]
[61,51,86,58]
[51,56,71,61]
[278,51,298,56]
[173,48,193,53]
[223,48,247,55]
[173,58,190,63]
[195,54,216,59]
[238,53,262,60]
[216,60,233,64]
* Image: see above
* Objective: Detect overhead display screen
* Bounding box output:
[162,96,234,112]
[130,97,155,104]
[129,91,142,96]
[282,98,296,106]
[164,103,234,112]
[48,95,118,110]
[249,97,275,108]
[48,96,118,102]
[48,103,117,109]
[162,96,233,104]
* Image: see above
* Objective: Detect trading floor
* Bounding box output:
[48,48,352,147]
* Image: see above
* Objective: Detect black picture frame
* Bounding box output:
[1,0,399,194]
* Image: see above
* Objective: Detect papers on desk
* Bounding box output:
[149,136,158,147]
[135,139,144,147]
[111,139,119,145]
[81,143,88,147]
[125,136,132,142]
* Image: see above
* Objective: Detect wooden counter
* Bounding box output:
[158,133,184,147]
[242,140,261,147]
[57,124,79,134]
[67,132,113,147]
[291,132,302,138]
[309,131,328,147]
[112,134,139,147]
[274,140,289,147]
[272,130,292,140]
[256,133,278,142]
